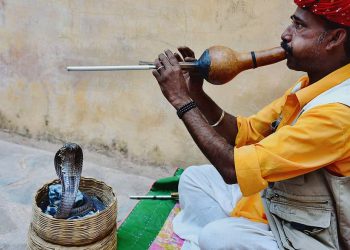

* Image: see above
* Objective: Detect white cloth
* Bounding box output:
[173,164,279,250]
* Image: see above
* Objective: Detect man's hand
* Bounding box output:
[175,46,204,95]
[152,50,192,109]
[152,49,237,184]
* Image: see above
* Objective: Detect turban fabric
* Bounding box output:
[294,0,350,27]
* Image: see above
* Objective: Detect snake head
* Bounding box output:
[54,143,83,178]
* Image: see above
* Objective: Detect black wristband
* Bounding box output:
[177,101,197,119]
[251,51,257,68]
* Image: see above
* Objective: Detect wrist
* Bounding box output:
[176,100,197,119]
[189,87,204,95]
[171,97,193,110]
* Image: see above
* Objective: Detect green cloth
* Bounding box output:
[117,168,184,250]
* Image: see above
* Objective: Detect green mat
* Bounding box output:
[117,168,184,250]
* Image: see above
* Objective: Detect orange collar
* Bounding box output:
[296,63,350,108]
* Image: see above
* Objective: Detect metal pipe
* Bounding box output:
[67,62,196,72]
[66,46,285,85]
[129,192,179,200]
[67,65,157,71]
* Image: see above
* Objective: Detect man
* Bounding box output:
[153,0,350,249]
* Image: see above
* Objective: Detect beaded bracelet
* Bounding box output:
[177,101,197,119]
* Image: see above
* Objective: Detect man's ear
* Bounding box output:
[325,28,347,51]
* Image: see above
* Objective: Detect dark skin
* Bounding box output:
[282,8,349,84]
[152,7,349,184]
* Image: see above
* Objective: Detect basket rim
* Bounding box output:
[33,176,117,221]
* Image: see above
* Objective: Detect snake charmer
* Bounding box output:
[152,0,350,249]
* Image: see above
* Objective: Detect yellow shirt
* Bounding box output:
[231,63,350,224]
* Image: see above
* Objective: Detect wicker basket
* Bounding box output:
[29,177,117,247]
[27,224,117,250]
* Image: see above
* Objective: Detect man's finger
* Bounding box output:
[154,58,165,74]
[152,69,161,79]
[165,50,179,67]
[178,46,195,58]
[174,52,183,62]
[184,57,196,62]
[159,53,172,69]
[154,58,162,68]
[178,47,191,59]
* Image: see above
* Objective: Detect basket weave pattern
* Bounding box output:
[29,177,117,248]
[28,224,117,250]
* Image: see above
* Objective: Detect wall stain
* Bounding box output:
[44,115,49,127]
[0,1,297,165]
[0,111,12,129]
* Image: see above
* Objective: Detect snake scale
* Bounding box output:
[54,143,94,219]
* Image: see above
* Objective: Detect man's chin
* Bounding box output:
[286,58,298,70]
[286,59,294,69]
[286,59,305,72]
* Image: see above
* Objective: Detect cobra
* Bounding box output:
[54,143,94,219]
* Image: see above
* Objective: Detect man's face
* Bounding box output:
[281,7,329,72]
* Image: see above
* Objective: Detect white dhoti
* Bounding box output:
[172,164,279,250]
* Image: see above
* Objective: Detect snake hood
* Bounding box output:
[54,143,83,219]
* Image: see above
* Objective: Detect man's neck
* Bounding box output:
[308,60,350,84]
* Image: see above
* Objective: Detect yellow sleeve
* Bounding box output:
[235,80,308,148]
[235,95,286,147]
[235,103,350,196]
[231,193,267,224]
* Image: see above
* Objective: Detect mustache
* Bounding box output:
[281,40,293,56]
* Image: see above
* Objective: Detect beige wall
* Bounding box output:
[0,0,303,166]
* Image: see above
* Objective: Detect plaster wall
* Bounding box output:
[0,0,302,166]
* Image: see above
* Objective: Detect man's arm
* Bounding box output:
[190,90,238,146]
[175,46,238,146]
[153,50,237,184]
[180,102,237,184]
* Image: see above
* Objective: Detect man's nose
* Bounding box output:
[281,25,293,42]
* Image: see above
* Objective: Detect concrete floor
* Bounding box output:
[0,131,176,250]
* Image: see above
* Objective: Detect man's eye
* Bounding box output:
[292,21,303,30]
[295,23,303,29]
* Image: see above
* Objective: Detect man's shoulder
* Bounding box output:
[302,78,350,114]
[299,103,350,127]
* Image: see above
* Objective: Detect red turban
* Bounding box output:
[294,0,350,27]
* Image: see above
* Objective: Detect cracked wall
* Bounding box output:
[0,0,302,166]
